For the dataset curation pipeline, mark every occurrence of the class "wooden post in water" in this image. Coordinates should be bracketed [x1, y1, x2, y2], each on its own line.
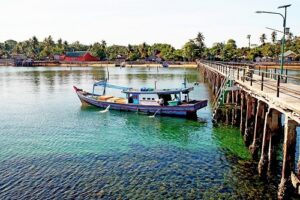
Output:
[240, 92, 245, 134]
[225, 91, 231, 124]
[278, 118, 298, 200]
[231, 91, 235, 125]
[267, 110, 281, 175]
[244, 95, 253, 146]
[214, 75, 218, 96]
[258, 107, 271, 177]
[234, 90, 240, 126]
[249, 100, 264, 160]
[213, 74, 217, 94]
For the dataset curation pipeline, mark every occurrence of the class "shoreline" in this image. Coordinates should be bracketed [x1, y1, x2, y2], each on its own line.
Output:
[0, 62, 198, 68]
[2, 62, 300, 70]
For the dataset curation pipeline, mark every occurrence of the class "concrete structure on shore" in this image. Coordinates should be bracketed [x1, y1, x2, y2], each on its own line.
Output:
[198, 60, 300, 200]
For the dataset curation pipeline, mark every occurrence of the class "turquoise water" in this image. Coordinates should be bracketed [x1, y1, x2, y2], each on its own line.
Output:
[0, 66, 277, 199]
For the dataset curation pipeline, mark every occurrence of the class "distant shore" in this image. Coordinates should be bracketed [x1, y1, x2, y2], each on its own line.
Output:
[2, 60, 300, 70]
[61, 63, 197, 68]
[0, 60, 198, 68]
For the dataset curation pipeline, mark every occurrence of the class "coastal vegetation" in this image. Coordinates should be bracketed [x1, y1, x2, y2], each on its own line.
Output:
[0, 32, 299, 62]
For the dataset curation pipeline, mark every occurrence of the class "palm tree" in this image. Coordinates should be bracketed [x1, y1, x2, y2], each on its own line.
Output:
[195, 32, 205, 46]
[247, 35, 251, 49]
[63, 41, 69, 52]
[101, 40, 107, 48]
[138, 42, 148, 59]
[57, 38, 63, 48]
[260, 33, 267, 45]
[194, 32, 205, 57]
[271, 31, 277, 44]
[127, 44, 133, 54]
[40, 36, 55, 59]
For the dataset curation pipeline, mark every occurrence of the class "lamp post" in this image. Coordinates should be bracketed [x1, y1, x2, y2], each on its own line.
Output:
[255, 4, 291, 76]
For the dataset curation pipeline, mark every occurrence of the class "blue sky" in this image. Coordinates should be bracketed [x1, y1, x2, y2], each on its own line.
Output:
[0, 0, 299, 48]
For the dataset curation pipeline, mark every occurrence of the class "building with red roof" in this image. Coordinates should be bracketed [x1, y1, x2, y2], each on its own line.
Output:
[63, 51, 98, 62]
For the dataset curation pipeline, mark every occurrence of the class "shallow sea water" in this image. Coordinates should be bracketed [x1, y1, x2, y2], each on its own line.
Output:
[0, 66, 279, 199]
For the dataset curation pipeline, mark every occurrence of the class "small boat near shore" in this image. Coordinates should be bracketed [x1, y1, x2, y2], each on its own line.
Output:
[162, 61, 169, 68]
[73, 80, 207, 119]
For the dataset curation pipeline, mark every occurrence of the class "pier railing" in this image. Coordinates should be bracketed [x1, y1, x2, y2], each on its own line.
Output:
[200, 60, 300, 99]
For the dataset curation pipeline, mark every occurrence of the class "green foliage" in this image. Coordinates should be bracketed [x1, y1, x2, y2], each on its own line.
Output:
[173, 49, 184, 61]
[0, 33, 205, 61]
[2, 31, 298, 61]
[261, 43, 275, 57]
[138, 42, 149, 59]
[4, 40, 17, 53]
[181, 32, 206, 61]
[149, 43, 175, 60]
[206, 33, 300, 61]
[222, 39, 238, 61]
[90, 41, 107, 60]
[182, 40, 199, 61]
[106, 45, 127, 60]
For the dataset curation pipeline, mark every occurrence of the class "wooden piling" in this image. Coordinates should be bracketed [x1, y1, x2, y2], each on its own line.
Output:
[249, 100, 264, 159]
[278, 118, 298, 200]
[234, 90, 240, 126]
[258, 107, 271, 177]
[240, 92, 245, 134]
[231, 91, 235, 125]
[244, 95, 253, 146]
[267, 110, 281, 174]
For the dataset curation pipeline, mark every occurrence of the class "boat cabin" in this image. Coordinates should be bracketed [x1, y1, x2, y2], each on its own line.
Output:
[92, 80, 193, 106]
[123, 87, 193, 106]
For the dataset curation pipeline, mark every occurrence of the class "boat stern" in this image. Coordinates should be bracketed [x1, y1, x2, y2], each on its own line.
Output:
[192, 100, 208, 110]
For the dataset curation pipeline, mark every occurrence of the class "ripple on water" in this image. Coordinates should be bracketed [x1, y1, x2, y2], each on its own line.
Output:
[0, 145, 277, 199]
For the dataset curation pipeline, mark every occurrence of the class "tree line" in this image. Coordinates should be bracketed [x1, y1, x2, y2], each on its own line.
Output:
[207, 32, 300, 61]
[0, 32, 299, 62]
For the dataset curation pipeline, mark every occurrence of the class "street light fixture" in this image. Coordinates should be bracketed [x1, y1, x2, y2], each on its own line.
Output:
[255, 4, 291, 76]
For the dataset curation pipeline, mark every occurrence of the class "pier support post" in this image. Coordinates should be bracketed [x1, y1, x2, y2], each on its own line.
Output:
[249, 101, 264, 160]
[212, 74, 216, 95]
[258, 107, 271, 177]
[215, 75, 219, 96]
[244, 95, 255, 146]
[278, 118, 298, 200]
[225, 91, 231, 124]
[234, 90, 240, 126]
[240, 92, 245, 134]
[267, 110, 281, 174]
[231, 91, 235, 125]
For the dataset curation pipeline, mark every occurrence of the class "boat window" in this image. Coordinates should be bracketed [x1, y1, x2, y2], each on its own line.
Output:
[143, 97, 146, 100]
[147, 98, 150, 100]
[158, 94, 172, 106]
[152, 98, 155, 100]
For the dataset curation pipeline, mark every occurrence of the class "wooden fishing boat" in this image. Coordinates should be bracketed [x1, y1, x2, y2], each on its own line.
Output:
[73, 80, 207, 119]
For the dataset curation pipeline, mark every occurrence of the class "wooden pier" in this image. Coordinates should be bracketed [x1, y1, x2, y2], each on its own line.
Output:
[198, 60, 300, 200]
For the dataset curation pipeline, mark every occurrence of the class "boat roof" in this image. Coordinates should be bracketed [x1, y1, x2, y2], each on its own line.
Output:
[122, 87, 193, 95]
[93, 80, 132, 90]
[93, 80, 193, 95]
